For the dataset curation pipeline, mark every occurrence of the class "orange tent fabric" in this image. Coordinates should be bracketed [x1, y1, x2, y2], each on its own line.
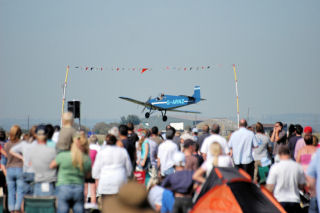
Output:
[191, 184, 243, 213]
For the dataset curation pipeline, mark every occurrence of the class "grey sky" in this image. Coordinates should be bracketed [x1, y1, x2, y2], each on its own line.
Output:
[1, 0, 319, 122]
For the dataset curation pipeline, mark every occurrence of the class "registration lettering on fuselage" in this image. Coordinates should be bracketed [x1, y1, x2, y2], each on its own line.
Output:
[167, 99, 185, 105]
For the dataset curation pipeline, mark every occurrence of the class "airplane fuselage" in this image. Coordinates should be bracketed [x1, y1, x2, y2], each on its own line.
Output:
[148, 95, 196, 110]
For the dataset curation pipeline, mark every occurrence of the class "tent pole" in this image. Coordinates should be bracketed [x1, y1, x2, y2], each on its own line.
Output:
[233, 64, 240, 128]
[61, 65, 70, 126]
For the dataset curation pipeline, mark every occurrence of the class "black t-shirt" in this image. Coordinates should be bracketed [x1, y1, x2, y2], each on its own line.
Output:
[122, 138, 136, 167]
[288, 135, 302, 159]
[193, 153, 204, 168]
[197, 132, 210, 149]
[128, 132, 139, 144]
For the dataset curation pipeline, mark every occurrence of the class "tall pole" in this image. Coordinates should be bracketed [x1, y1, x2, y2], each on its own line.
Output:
[61, 65, 70, 126]
[233, 64, 240, 128]
[27, 115, 30, 130]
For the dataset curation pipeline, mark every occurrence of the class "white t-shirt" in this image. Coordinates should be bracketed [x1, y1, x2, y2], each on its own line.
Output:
[266, 159, 306, 203]
[92, 145, 132, 195]
[158, 140, 178, 175]
[52, 132, 59, 143]
[201, 156, 234, 176]
[200, 134, 230, 162]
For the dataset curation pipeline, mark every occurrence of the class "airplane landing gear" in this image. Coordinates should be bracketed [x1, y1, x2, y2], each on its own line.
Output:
[162, 115, 167, 122]
[145, 112, 150, 118]
[160, 110, 168, 122]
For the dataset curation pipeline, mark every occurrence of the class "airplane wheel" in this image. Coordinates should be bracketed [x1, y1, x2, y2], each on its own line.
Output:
[162, 115, 167, 122]
[145, 112, 150, 118]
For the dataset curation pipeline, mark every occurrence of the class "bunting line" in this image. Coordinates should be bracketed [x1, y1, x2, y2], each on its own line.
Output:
[72, 65, 220, 74]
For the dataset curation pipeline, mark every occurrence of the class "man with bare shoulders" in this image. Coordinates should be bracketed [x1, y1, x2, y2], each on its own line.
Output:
[56, 112, 76, 151]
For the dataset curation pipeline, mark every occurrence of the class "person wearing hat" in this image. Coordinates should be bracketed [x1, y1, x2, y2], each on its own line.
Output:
[161, 152, 194, 213]
[29, 124, 57, 196]
[103, 181, 155, 213]
[294, 126, 313, 160]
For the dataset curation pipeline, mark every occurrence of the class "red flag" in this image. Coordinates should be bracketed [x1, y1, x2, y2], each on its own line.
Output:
[141, 68, 148, 74]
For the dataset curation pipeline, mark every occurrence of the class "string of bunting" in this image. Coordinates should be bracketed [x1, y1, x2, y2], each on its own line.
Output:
[73, 65, 226, 74]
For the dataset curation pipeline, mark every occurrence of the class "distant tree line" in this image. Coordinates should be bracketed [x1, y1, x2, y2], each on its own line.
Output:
[92, 122, 120, 135]
[91, 115, 141, 135]
[120, 114, 141, 125]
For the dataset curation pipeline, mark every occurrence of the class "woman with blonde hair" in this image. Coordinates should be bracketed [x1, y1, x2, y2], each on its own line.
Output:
[50, 133, 91, 213]
[3, 125, 23, 213]
[192, 142, 233, 184]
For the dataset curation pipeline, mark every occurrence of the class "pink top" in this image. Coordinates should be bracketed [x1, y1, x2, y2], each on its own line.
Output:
[89, 149, 97, 168]
[297, 145, 317, 174]
[294, 138, 306, 160]
[300, 154, 312, 165]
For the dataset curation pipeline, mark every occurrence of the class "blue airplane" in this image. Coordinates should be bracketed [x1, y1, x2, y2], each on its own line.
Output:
[119, 86, 205, 121]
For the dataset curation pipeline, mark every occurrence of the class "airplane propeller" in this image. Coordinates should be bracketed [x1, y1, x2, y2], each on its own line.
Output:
[141, 96, 152, 113]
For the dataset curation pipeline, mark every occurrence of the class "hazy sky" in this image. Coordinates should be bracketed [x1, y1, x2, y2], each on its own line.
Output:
[1, 0, 319, 122]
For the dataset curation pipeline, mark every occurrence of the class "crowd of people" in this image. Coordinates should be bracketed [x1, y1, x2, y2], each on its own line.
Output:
[0, 112, 320, 213]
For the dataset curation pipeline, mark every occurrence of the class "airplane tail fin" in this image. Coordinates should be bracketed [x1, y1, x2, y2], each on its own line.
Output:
[193, 86, 201, 102]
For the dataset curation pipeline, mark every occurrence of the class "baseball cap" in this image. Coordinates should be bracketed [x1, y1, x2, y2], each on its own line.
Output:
[173, 151, 185, 166]
[304, 126, 312, 134]
[36, 125, 47, 135]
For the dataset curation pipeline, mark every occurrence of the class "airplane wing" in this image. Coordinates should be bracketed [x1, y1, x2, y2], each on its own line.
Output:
[166, 109, 201, 114]
[119, 97, 159, 110]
